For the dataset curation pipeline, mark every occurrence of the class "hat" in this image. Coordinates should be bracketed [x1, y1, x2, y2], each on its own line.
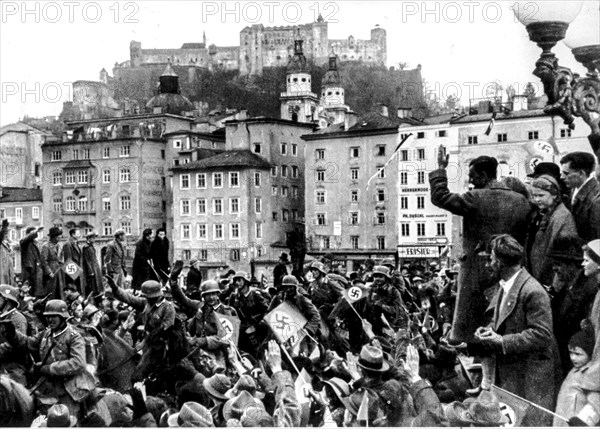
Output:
[584, 239, 600, 265]
[189, 258, 199, 266]
[0, 284, 20, 306]
[372, 266, 391, 279]
[240, 405, 272, 427]
[223, 391, 264, 421]
[114, 229, 126, 237]
[202, 374, 232, 401]
[141, 280, 163, 298]
[323, 377, 350, 404]
[381, 258, 395, 268]
[445, 390, 509, 426]
[412, 276, 424, 282]
[357, 345, 389, 372]
[378, 379, 404, 408]
[342, 388, 381, 420]
[310, 261, 327, 275]
[168, 402, 213, 427]
[232, 271, 250, 282]
[527, 161, 560, 179]
[281, 275, 299, 287]
[83, 303, 99, 319]
[42, 404, 77, 427]
[531, 174, 560, 196]
[103, 392, 131, 424]
[231, 374, 257, 396]
[279, 252, 289, 262]
[86, 231, 98, 239]
[48, 227, 63, 238]
[569, 326, 595, 357]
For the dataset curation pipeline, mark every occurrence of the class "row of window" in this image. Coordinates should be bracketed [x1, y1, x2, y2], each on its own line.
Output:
[52, 167, 134, 185]
[271, 209, 299, 222]
[400, 222, 446, 237]
[316, 189, 388, 204]
[0, 207, 40, 221]
[180, 246, 266, 262]
[314, 211, 388, 226]
[52, 195, 132, 213]
[180, 222, 264, 240]
[51, 146, 131, 162]
[315, 235, 387, 251]
[253, 142, 298, 156]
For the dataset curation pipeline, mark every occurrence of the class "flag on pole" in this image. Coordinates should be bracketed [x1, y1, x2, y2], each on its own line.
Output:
[366, 133, 412, 190]
[490, 384, 566, 426]
[343, 285, 368, 304]
[216, 314, 241, 346]
[322, 406, 338, 427]
[263, 302, 307, 343]
[547, 135, 560, 156]
[484, 112, 497, 136]
[63, 260, 83, 280]
[356, 390, 370, 424]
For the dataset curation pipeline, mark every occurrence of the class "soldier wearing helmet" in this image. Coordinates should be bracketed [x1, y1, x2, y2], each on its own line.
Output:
[0, 285, 29, 383]
[307, 261, 345, 319]
[0, 299, 86, 415]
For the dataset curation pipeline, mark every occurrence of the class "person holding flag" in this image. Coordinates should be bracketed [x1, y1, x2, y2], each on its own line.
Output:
[40, 227, 65, 299]
[61, 228, 85, 295]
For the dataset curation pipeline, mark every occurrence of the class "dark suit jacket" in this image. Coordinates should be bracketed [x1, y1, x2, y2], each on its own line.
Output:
[570, 177, 600, 242]
[104, 240, 126, 277]
[429, 170, 532, 341]
[19, 230, 42, 290]
[61, 238, 85, 292]
[82, 243, 103, 295]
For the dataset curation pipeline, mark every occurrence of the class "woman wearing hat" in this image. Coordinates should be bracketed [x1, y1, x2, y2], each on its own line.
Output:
[528, 174, 579, 287]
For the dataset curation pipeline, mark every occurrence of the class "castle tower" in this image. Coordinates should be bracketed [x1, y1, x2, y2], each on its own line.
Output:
[318, 55, 350, 127]
[280, 31, 319, 123]
[130, 40, 142, 68]
[370, 25, 387, 66]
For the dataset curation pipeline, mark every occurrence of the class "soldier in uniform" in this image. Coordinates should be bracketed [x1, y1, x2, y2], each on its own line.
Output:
[0, 285, 29, 384]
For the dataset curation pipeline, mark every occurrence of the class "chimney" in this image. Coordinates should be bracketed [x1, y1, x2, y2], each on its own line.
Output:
[237, 108, 248, 120]
[379, 104, 389, 117]
[477, 100, 492, 114]
[397, 107, 412, 119]
[512, 95, 528, 112]
[344, 111, 358, 130]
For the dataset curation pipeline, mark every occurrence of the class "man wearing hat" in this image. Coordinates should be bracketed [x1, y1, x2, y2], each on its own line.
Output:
[0, 285, 28, 383]
[104, 229, 127, 289]
[19, 225, 44, 296]
[273, 252, 289, 289]
[186, 258, 203, 296]
[1, 299, 87, 416]
[81, 231, 103, 296]
[131, 228, 154, 291]
[40, 226, 65, 299]
[307, 261, 344, 321]
[61, 228, 86, 295]
[358, 266, 405, 335]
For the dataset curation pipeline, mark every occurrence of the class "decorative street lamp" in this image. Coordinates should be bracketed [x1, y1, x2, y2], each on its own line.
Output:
[513, 1, 600, 157]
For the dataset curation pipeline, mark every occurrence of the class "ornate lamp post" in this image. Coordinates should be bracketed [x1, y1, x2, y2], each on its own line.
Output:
[513, 1, 600, 158]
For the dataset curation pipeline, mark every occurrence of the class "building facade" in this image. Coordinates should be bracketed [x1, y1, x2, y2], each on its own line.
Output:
[0, 122, 49, 188]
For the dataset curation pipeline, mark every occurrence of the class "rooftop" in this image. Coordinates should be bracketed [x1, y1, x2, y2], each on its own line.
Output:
[0, 187, 43, 203]
[171, 149, 271, 171]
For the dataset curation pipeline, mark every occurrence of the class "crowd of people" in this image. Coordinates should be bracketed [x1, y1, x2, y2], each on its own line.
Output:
[0, 147, 599, 427]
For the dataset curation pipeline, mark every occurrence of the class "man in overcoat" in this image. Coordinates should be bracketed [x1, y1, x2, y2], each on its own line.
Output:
[61, 228, 85, 294]
[40, 227, 65, 299]
[81, 231, 103, 295]
[429, 146, 531, 342]
[20, 226, 43, 295]
[131, 228, 153, 291]
[104, 229, 127, 288]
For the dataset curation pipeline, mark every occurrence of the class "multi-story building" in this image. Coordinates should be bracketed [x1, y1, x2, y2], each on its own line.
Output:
[0, 186, 43, 276]
[171, 117, 313, 280]
[0, 122, 49, 188]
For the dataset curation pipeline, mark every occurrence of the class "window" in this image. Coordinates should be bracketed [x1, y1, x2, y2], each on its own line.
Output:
[376, 212, 386, 225]
[316, 149, 325, 159]
[197, 198, 206, 215]
[65, 171, 75, 184]
[212, 173, 223, 188]
[161, 150, 165, 159]
[376, 189, 386, 202]
[400, 172, 408, 185]
[401, 223, 410, 236]
[436, 130, 447, 137]
[254, 172, 261, 187]
[196, 173, 206, 188]
[272, 186, 278, 195]
[271, 166, 277, 177]
[82, 149, 90, 159]
[52, 151, 62, 161]
[72, 149, 79, 160]
[400, 196, 408, 210]
[197, 224, 207, 239]
[65, 196, 75, 211]
[377, 166, 385, 179]
[350, 147, 360, 158]
[119, 195, 129, 214]
[178, 174, 189, 189]
[230, 249, 240, 261]
[292, 209, 298, 220]
[199, 249, 208, 261]
[119, 167, 130, 183]
[214, 224, 223, 239]
[77, 170, 88, 184]
[255, 198, 262, 213]
[102, 169, 110, 184]
[103, 222, 112, 236]
[281, 186, 289, 197]
[77, 197, 87, 212]
[120, 145, 130, 157]
[417, 196, 425, 209]
[255, 222, 262, 239]
[417, 223, 426, 236]
[528, 131, 539, 140]
[376, 145, 386, 156]
[417, 132, 425, 139]
[351, 168, 359, 180]
[351, 236, 359, 249]
[213, 198, 223, 214]
[316, 169, 325, 181]
[53, 198, 62, 212]
[272, 211, 278, 221]
[229, 172, 239, 187]
[468, 136, 478, 145]
[15, 208, 23, 222]
[377, 236, 386, 250]
[103, 197, 111, 211]
[350, 211, 359, 225]
[181, 224, 191, 240]
[182, 249, 191, 260]
[291, 166, 299, 178]
[230, 198, 239, 214]
[103, 147, 110, 158]
[560, 128, 572, 138]
[417, 171, 425, 184]
[281, 165, 288, 177]
[230, 223, 240, 239]
[497, 133, 508, 142]
[173, 139, 182, 149]
[417, 149, 426, 160]
[282, 209, 289, 222]
[253, 143, 262, 153]
[316, 190, 326, 204]
[322, 236, 330, 249]
[292, 186, 298, 198]
[437, 222, 446, 236]
[121, 221, 131, 235]
[401, 150, 409, 161]
[53, 171, 62, 185]
[180, 199, 190, 215]
[291, 144, 298, 156]
[316, 213, 326, 226]
[351, 189, 359, 202]
[281, 143, 287, 155]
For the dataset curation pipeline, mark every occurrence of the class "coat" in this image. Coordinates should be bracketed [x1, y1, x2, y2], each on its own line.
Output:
[489, 269, 560, 426]
[81, 243, 103, 295]
[554, 362, 600, 426]
[131, 238, 152, 290]
[150, 237, 170, 282]
[528, 202, 579, 286]
[429, 169, 531, 342]
[570, 177, 600, 242]
[0, 222, 14, 285]
[104, 240, 126, 286]
[61, 238, 86, 293]
[40, 241, 65, 299]
[19, 230, 42, 292]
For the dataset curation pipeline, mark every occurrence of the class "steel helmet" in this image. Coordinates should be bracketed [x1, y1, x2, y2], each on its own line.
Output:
[281, 275, 299, 287]
[232, 271, 250, 282]
[201, 280, 220, 296]
[0, 284, 20, 306]
[44, 299, 70, 318]
[310, 261, 327, 275]
[141, 280, 163, 298]
[83, 304, 99, 319]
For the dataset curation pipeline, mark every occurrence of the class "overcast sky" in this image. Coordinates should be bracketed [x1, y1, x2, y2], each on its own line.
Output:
[1, 1, 596, 126]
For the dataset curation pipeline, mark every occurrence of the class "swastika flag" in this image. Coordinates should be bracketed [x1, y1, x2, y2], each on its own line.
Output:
[216, 314, 241, 347]
[63, 260, 83, 280]
[343, 285, 368, 304]
[263, 302, 307, 343]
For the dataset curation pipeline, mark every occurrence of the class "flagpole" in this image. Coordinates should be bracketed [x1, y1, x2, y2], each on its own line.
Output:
[366, 133, 412, 191]
[491, 385, 569, 422]
[279, 343, 301, 375]
[346, 299, 364, 321]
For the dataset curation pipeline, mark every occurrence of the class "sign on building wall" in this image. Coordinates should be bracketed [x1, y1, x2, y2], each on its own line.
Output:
[398, 245, 440, 258]
[333, 221, 341, 236]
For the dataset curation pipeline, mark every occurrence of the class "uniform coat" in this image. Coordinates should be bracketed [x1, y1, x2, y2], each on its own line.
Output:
[429, 169, 531, 341]
[19, 230, 42, 293]
[104, 239, 126, 287]
[40, 241, 65, 299]
[81, 242, 103, 295]
[489, 269, 560, 426]
[61, 237, 86, 294]
[570, 177, 600, 242]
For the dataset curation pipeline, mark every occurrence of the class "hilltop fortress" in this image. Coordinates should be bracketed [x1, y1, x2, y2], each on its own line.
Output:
[120, 16, 386, 75]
